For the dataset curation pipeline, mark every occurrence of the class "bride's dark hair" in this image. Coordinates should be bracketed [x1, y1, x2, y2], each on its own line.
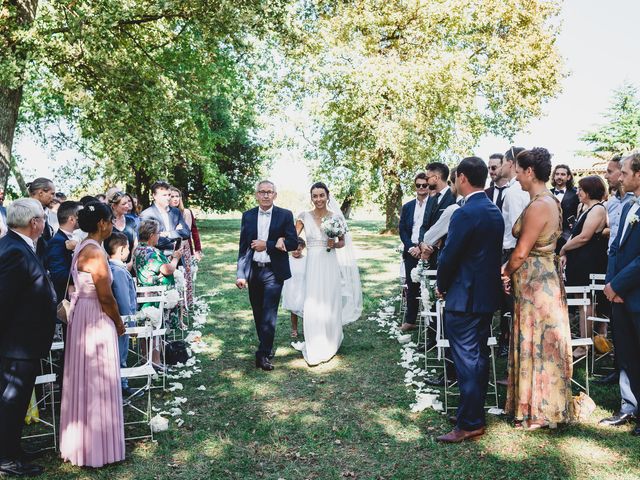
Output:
[310, 182, 330, 196]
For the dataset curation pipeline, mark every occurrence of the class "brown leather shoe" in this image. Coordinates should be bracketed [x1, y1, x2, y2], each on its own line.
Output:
[400, 323, 418, 332]
[436, 427, 485, 443]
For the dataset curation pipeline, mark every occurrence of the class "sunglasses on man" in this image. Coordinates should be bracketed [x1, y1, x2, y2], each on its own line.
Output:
[415, 183, 428, 189]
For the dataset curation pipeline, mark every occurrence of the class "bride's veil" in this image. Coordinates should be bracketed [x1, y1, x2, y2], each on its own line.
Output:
[328, 195, 363, 325]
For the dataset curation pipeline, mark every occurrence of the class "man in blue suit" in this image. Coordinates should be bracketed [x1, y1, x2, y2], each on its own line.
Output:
[236, 180, 298, 371]
[436, 157, 504, 443]
[0, 199, 57, 476]
[604, 153, 640, 437]
[45, 201, 81, 302]
[140, 181, 191, 252]
[398, 172, 429, 331]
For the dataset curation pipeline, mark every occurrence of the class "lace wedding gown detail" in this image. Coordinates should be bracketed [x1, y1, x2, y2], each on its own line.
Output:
[292, 211, 344, 365]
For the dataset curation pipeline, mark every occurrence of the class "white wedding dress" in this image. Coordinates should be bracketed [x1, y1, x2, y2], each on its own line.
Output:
[292, 211, 344, 365]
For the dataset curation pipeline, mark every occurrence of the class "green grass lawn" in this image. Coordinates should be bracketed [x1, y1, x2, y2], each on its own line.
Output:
[33, 219, 640, 479]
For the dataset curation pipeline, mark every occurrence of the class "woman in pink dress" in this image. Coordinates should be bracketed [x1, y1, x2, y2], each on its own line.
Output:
[60, 201, 126, 467]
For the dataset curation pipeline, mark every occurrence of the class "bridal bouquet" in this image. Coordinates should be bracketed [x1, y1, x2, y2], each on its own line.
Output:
[321, 215, 348, 252]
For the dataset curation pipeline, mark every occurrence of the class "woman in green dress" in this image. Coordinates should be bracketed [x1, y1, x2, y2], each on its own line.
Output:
[133, 219, 182, 367]
[501, 148, 573, 430]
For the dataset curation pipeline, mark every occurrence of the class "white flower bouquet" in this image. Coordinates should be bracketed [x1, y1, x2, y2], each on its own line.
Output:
[173, 268, 185, 292]
[165, 289, 181, 309]
[321, 215, 348, 252]
[136, 306, 163, 328]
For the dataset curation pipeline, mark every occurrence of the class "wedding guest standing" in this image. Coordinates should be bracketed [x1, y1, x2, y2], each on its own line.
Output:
[27, 177, 56, 258]
[46, 201, 81, 302]
[502, 148, 573, 430]
[418, 162, 456, 268]
[485, 153, 508, 209]
[108, 191, 138, 264]
[551, 164, 579, 253]
[169, 187, 201, 307]
[604, 153, 640, 437]
[436, 157, 504, 443]
[0, 199, 57, 477]
[140, 181, 190, 253]
[398, 172, 429, 332]
[559, 175, 608, 357]
[497, 147, 528, 357]
[59, 202, 126, 467]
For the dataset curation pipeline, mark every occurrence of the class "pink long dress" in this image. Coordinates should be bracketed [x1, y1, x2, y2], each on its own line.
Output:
[60, 239, 125, 467]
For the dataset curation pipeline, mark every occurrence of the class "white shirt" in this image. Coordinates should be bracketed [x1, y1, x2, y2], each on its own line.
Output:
[0, 214, 6, 238]
[11, 229, 36, 252]
[254, 206, 273, 263]
[464, 190, 485, 202]
[620, 201, 640, 242]
[156, 204, 172, 232]
[411, 197, 428, 244]
[437, 185, 450, 203]
[422, 203, 460, 246]
[501, 178, 530, 249]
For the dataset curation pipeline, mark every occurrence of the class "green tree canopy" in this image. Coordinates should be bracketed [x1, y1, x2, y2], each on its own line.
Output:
[579, 83, 640, 161]
[290, 0, 564, 229]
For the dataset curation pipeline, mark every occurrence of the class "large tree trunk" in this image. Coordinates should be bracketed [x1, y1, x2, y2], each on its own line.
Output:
[383, 169, 402, 234]
[0, 0, 40, 190]
[0, 86, 22, 191]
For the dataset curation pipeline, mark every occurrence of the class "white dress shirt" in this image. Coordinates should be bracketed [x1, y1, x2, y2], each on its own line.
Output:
[607, 192, 635, 251]
[157, 205, 172, 232]
[553, 188, 566, 202]
[437, 185, 450, 203]
[411, 198, 428, 244]
[254, 206, 273, 263]
[11, 229, 36, 252]
[422, 203, 460, 246]
[619, 201, 640, 242]
[501, 178, 530, 250]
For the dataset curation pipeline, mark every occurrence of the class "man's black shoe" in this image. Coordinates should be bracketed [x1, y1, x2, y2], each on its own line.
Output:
[255, 357, 274, 371]
[268, 351, 275, 360]
[594, 371, 619, 385]
[425, 375, 454, 387]
[0, 459, 43, 477]
[599, 412, 635, 426]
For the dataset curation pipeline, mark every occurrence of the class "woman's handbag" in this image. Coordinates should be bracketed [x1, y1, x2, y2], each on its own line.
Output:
[56, 272, 72, 324]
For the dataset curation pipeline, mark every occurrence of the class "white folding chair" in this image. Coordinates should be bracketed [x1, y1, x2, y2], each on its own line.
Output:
[121, 325, 156, 442]
[587, 273, 614, 372]
[136, 288, 168, 390]
[566, 285, 592, 394]
[435, 299, 499, 414]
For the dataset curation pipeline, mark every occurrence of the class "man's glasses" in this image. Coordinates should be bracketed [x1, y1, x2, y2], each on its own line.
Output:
[415, 183, 428, 189]
[257, 190, 275, 196]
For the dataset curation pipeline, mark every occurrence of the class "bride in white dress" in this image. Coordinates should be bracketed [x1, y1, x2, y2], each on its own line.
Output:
[291, 182, 362, 365]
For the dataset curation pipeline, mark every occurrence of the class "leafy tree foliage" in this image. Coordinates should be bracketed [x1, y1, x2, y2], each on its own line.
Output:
[1, 0, 288, 208]
[580, 83, 640, 161]
[292, 0, 564, 230]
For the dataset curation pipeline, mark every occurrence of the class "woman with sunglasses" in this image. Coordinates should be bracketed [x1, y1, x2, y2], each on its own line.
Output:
[107, 191, 137, 266]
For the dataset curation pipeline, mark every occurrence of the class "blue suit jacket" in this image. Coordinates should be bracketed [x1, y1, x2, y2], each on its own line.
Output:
[237, 206, 298, 283]
[399, 199, 417, 257]
[0, 230, 57, 359]
[109, 260, 138, 316]
[437, 192, 505, 314]
[45, 229, 73, 301]
[606, 200, 640, 312]
[140, 204, 191, 251]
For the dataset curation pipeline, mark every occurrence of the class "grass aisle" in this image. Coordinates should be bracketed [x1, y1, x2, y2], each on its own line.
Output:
[41, 219, 640, 479]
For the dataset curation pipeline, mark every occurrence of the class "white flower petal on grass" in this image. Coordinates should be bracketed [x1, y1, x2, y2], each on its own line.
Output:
[175, 418, 185, 427]
[150, 415, 169, 432]
[196, 385, 206, 391]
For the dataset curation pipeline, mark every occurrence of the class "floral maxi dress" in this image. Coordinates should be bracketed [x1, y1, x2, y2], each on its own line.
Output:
[505, 192, 573, 425]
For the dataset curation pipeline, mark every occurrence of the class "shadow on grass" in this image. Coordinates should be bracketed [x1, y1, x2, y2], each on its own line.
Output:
[32, 219, 640, 480]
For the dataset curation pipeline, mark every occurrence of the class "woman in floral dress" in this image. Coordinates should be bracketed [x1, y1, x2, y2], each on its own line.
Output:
[501, 148, 573, 429]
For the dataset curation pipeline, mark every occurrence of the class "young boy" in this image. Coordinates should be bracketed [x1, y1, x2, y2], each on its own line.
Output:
[105, 232, 140, 398]
[281, 237, 306, 338]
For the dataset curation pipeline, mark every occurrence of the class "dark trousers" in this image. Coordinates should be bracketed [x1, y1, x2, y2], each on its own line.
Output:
[249, 264, 283, 360]
[0, 357, 40, 461]
[445, 311, 492, 431]
[403, 255, 420, 325]
[611, 305, 640, 406]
